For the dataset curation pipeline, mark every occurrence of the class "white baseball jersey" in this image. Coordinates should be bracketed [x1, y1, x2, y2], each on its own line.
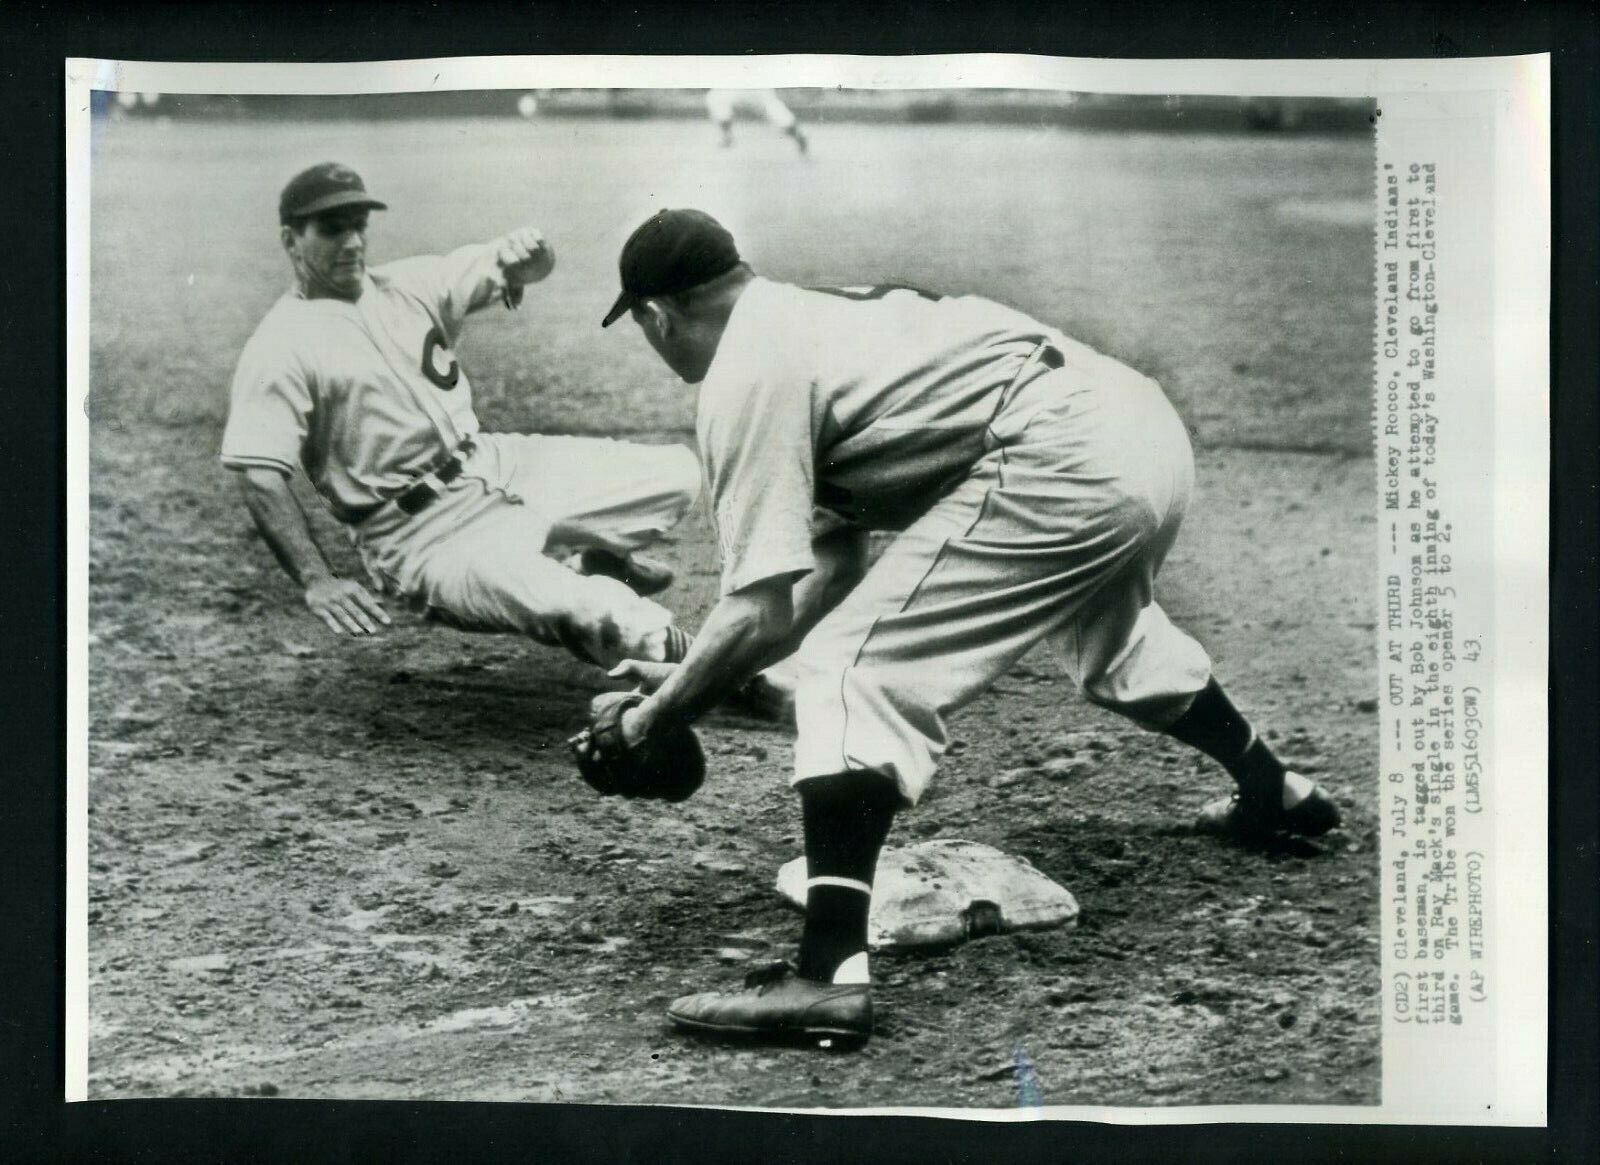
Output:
[221, 240, 700, 670]
[220, 244, 509, 523]
[697, 277, 1068, 595]
[694, 276, 1213, 801]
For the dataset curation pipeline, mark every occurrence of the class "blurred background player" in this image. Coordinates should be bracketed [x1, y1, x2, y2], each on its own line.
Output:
[705, 88, 810, 155]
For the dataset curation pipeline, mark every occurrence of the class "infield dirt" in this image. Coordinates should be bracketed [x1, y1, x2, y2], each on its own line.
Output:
[86, 115, 1379, 1108]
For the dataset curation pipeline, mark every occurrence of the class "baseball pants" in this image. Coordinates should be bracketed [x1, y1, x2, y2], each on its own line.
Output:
[791, 366, 1215, 805]
[705, 89, 797, 130]
[355, 432, 700, 668]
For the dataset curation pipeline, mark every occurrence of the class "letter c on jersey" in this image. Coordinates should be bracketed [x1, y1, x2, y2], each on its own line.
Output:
[421, 327, 460, 390]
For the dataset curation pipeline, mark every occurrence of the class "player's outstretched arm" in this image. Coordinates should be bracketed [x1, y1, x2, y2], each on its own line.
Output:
[235, 466, 391, 637]
[623, 575, 795, 746]
[428, 227, 557, 323]
[606, 529, 863, 707]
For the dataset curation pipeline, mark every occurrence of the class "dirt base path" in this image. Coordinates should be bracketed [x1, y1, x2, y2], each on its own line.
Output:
[88, 423, 1379, 1109]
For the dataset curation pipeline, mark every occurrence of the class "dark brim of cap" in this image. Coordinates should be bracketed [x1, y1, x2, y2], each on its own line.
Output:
[284, 189, 388, 221]
[600, 288, 637, 328]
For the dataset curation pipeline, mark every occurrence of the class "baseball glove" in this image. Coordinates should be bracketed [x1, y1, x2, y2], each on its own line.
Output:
[569, 691, 705, 802]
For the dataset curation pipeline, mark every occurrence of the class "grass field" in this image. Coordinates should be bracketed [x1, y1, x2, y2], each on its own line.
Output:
[85, 113, 1380, 1108]
[90, 117, 1373, 448]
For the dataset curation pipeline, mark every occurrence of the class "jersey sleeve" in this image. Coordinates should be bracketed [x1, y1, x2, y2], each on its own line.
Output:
[219, 327, 313, 475]
[700, 370, 819, 597]
[381, 243, 508, 342]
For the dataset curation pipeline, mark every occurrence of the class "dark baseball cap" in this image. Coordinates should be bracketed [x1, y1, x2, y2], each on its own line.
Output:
[278, 162, 388, 225]
[601, 209, 741, 327]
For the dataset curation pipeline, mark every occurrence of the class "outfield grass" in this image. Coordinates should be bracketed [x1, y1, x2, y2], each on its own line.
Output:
[89, 115, 1374, 454]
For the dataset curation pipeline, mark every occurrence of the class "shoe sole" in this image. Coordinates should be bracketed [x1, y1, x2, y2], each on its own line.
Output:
[1197, 788, 1342, 840]
[624, 573, 674, 598]
[578, 551, 675, 597]
[667, 1013, 870, 1051]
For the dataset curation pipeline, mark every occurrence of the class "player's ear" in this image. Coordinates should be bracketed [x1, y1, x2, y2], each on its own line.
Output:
[639, 299, 671, 339]
[280, 224, 298, 254]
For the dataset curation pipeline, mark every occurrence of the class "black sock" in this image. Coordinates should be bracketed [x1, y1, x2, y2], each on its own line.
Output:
[796, 771, 901, 982]
[1165, 678, 1285, 805]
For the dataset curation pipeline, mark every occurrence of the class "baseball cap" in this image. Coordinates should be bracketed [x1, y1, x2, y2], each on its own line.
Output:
[278, 162, 388, 225]
[601, 209, 741, 327]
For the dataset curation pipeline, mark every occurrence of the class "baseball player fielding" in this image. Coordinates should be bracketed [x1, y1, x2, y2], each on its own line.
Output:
[596, 209, 1344, 1050]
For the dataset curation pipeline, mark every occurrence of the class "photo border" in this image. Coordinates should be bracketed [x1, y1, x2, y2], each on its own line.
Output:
[7, 2, 1591, 1159]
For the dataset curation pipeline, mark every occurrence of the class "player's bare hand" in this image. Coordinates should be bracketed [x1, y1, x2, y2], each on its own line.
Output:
[304, 576, 391, 637]
[618, 704, 650, 748]
[498, 227, 555, 288]
[607, 659, 677, 694]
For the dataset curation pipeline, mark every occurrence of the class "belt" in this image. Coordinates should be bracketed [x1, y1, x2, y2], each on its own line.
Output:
[1028, 341, 1066, 377]
[394, 454, 467, 516]
[346, 444, 476, 528]
[988, 341, 1066, 428]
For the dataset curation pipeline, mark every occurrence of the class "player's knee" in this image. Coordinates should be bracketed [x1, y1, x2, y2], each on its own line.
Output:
[1081, 683, 1192, 732]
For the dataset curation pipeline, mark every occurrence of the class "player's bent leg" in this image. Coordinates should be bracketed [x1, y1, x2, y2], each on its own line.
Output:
[706, 90, 738, 146]
[410, 513, 688, 669]
[758, 92, 809, 155]
[1062, 585, 1342, 842]
[794, 370, 1204, 806]
[1061, 592, 1214, 728]
[1024, 375, 1339, 842]
[760, 91, 797, 130]
[519, 435, 699, 560]
[793, 459, 1162, 803]
[484, 432, 698, 600]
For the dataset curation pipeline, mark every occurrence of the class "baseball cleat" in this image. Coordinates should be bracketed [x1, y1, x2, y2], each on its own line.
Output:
[578, 548, 676, 597]
[1196, 772, 1343, 841]
[667, 961, 872, 1050]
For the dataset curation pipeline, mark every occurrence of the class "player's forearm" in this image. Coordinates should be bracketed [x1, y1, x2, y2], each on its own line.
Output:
[750, 570, 852, 673]
[637, 587, 792, 734]
[455, 242, 517, 315]
[753, 530, 867, 671]
[457, 229, 556, 315]
[236, 469, 336, 587]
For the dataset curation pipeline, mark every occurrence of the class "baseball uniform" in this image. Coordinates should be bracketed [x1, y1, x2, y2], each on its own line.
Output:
[221, 239, 699, 667]
[695, 278, 1213, 804]
[705, 89, 799, 131]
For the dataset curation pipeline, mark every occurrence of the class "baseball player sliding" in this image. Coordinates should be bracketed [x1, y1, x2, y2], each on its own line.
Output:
[221, 163, 703, 673]
[588, 209, 1343, 1050]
